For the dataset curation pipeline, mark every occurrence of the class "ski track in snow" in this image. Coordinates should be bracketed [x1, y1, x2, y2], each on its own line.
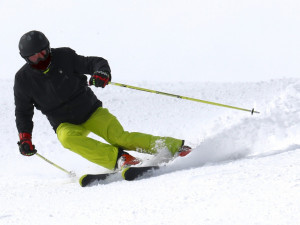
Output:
[1, 78, 300, 225]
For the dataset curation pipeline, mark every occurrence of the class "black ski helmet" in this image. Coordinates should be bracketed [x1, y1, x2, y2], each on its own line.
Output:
[19, 30, 50, 57]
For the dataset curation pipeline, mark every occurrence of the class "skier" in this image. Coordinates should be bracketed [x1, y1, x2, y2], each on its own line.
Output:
[14, 30, 191, 171]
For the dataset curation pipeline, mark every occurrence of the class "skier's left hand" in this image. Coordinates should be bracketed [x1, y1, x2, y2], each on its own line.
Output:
[89, 71, 111, 88]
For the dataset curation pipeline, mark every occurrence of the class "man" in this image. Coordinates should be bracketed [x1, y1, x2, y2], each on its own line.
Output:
[14, 30, 191, 171]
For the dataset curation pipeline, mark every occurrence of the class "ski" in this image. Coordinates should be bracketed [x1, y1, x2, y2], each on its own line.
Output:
[79, 172, 118, 187]
[79, 166, 160, 187]
[122, 166, 159, 181]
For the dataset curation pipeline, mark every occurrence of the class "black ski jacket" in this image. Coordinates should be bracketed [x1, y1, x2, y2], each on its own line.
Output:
[14, 47, 111, 133]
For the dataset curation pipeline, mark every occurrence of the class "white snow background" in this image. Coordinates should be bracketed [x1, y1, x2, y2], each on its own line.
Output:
[0, 1, 300, 225]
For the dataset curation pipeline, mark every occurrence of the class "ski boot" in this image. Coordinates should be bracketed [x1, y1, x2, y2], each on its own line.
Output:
[178, 145, 192, 157]
[116, 150, 141, 170]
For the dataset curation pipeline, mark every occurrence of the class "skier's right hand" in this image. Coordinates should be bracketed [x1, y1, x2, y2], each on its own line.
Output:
[89, 71, 111, 88]
[18, 133, 37, 156]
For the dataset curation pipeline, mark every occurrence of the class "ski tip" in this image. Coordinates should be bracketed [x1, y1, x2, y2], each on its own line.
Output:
[121, 167, 130, 180]
[122, 166, 159, 181]
[79, 174, 88, 187]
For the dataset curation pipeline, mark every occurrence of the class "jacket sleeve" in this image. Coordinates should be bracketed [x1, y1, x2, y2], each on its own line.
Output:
[70, 49, 111, 76]
[14, 75, 34, 134]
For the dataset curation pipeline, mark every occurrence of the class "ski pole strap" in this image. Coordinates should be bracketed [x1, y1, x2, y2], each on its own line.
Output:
[36, 153, 75, 176]
[109, 82, 259, 114]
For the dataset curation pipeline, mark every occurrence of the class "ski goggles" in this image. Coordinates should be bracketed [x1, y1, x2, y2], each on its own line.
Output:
[27, 48, 49, 64]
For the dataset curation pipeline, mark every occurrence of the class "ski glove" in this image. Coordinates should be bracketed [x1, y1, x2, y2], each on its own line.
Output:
[89, 71, 111, 88]
[18, 133, 37, 156]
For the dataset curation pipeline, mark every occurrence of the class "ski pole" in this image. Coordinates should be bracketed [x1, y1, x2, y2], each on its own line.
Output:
[36, 153, 76, 177]
[109, 82, 259, 114]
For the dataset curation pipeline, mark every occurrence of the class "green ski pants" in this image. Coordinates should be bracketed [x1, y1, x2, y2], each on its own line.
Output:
[56, 107, 183, 170]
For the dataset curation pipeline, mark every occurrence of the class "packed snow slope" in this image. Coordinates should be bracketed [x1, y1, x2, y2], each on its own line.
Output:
[0, 78, 299, 225]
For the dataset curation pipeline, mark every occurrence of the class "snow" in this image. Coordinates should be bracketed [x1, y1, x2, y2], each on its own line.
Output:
[1, 78, 300, 225]
[1, 0, 300, 224]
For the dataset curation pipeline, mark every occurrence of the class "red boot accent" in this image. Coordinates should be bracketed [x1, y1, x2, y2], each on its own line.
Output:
[118, 152, 141, 169]
[178, 145, 192, 157]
